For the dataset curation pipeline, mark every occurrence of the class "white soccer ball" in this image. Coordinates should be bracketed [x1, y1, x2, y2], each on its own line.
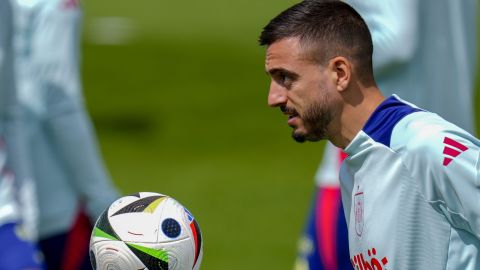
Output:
[89, 192, 203, 270]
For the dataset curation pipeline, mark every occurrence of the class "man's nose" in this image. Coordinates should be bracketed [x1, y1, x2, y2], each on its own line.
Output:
[268, 82, 287, 107]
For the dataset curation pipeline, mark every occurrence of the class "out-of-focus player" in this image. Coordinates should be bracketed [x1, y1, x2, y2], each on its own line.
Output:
[0, 0, 44, 268]
[8, 0, 120, 269]
[294, 0, 477, 269]
[260, 1, 480, 269]
[0, 148, 43, 270]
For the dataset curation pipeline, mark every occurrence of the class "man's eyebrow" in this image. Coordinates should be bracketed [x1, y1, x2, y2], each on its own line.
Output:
[266, 68, 299, 78]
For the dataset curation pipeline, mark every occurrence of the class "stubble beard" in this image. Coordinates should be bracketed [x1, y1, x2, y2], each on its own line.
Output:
[292, 98, 332, 143]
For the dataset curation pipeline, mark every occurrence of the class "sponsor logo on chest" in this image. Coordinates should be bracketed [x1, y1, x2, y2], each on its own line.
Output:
[351, 248, 389, 270]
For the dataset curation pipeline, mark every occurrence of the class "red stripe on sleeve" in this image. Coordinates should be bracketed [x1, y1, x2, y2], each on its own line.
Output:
[444, 137, 468, 151]
[443, 146, 461, 157]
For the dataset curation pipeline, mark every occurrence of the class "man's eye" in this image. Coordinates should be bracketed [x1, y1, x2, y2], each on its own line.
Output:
[279, 73, 292, 86]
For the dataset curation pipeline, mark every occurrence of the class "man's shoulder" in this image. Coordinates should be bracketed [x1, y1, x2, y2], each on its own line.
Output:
[390, 111, 476, 163]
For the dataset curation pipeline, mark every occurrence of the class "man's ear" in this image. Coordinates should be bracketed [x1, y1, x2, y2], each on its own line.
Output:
[329, 56, 351, 92]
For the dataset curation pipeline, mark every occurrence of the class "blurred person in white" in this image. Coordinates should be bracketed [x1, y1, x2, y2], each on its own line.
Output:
[0, 0, 44, 268]
[295, 0, 477, 269]
[8, 0, 120, 269]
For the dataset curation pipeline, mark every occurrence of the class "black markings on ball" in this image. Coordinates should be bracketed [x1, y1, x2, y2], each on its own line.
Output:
[162, 218, 181, 238]
[128, 245, 168, 270]
[89, 250, 97, 270]
[95, 209, 119, 240]
[112, 195, 164, 216]
[128, 192, 141, 198]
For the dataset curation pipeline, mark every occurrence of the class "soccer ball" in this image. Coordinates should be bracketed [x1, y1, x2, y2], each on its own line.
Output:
[89, 192, 203, 270]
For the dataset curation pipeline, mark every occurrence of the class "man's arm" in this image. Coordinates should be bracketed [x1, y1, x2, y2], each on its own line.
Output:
[401, 117, 480, 239]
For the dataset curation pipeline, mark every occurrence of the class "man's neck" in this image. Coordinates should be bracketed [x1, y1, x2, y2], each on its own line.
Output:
[329, 85, 385, 149]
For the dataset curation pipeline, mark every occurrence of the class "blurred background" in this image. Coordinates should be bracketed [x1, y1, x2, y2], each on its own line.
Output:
[80, 1, 479, 269]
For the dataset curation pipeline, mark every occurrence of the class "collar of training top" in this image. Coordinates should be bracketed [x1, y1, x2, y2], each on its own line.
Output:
[362, 95, 422, 147]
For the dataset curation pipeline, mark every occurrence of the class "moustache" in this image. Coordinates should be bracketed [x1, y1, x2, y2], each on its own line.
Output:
[280, 105, 298, 116]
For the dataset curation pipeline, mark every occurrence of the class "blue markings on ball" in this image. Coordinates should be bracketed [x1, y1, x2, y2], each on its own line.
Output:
[162, 218, 181, 238]
[184, 207, 194, 222]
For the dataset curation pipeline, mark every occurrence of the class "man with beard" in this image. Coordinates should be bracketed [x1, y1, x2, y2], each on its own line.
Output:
[260, 1, 480, 269]
[293, 0, 477, 269]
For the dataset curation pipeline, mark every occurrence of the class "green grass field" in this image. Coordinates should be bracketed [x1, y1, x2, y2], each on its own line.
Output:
[81, 1, 480, 269]
[82, 1, 322, 269]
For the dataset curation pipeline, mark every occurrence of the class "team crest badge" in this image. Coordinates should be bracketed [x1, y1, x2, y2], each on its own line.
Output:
[354, 192, 364, 237]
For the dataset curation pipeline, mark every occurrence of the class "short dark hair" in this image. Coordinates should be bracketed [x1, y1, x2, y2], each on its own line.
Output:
[259, 0, 373, 81]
